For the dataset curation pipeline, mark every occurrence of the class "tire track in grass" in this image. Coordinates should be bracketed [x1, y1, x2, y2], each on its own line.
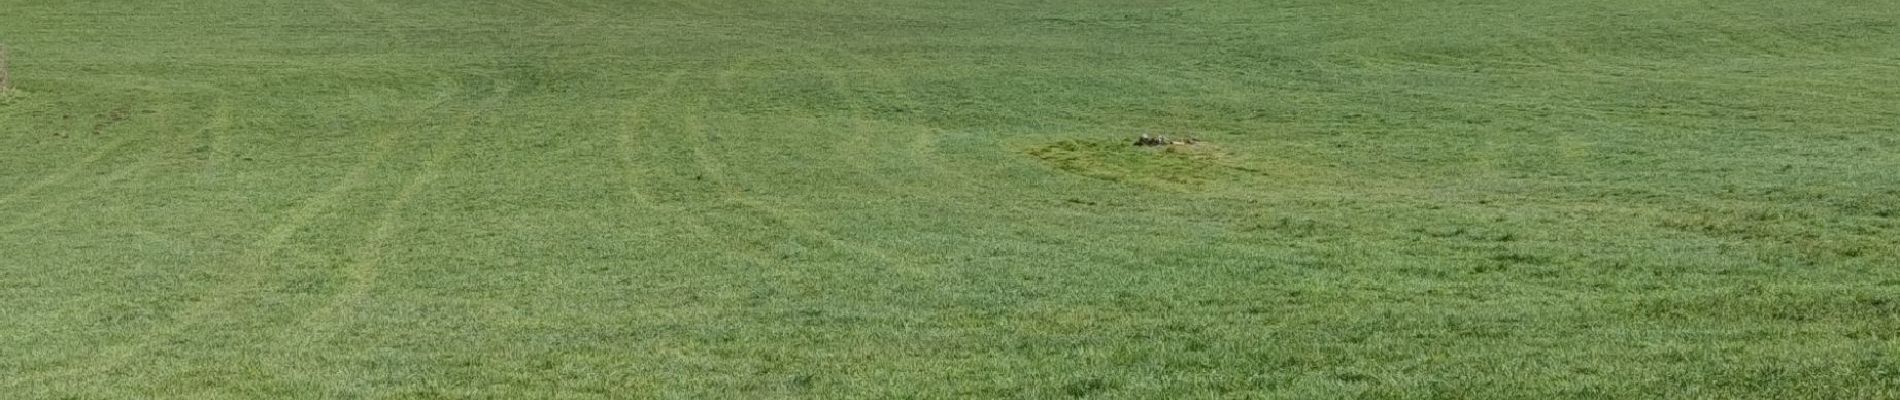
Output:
[685, 58, 836, 248]
[630, 1, 933, 286]
[681, 59, 759, 222]
[639, 5, 869, 265]
[821, 47, 1070, 276]
[0, 160, 153, 235]
[613, 65, 790, 271]
[0, 133, 138, 210]
[808, 53, 986, 207]
[682, 57, 920, 272]
[836, 47, 1200, 258]
[771, 39, 920, 183]
[685, 1, 919, 261]
[806, 39, 1067, 223]
[0, 95, 429, 390]
[799, 47, 988, 261]
[762, 56, 920, 266]
[0, 89, 245, 378]
[611, 70, 741, 255]
[0, 94, 222, 233]
[195, 96, 234, 185]
[786, 34, 1043, 210]
[802, 52, 906, 198]
[748, 16, 1052, 265]
[835, 49, 994, 198]
[282, 77, 509, 353]
[613, 71, 688, 212]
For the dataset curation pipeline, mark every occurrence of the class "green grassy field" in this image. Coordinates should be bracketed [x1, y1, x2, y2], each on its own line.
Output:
[3, 0, 1899, 398]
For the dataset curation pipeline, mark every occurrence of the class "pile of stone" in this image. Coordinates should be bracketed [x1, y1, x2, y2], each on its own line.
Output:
[1134, 134, 1199, 147]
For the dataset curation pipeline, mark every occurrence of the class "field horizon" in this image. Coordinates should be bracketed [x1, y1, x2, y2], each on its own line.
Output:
[3, 0, 1898, 398]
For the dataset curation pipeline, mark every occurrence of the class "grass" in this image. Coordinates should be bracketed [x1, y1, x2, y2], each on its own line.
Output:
[2, 0, 1898, 398]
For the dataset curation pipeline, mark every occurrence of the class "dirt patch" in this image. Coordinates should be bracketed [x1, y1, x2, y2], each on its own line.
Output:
[1026, 138, 1235, 189]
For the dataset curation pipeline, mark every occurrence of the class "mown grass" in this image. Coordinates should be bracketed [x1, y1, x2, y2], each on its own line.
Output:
[2, 0, 1898, 398]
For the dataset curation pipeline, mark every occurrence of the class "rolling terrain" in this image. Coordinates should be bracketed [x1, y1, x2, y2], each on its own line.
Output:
[2, 0, 1899, 398]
